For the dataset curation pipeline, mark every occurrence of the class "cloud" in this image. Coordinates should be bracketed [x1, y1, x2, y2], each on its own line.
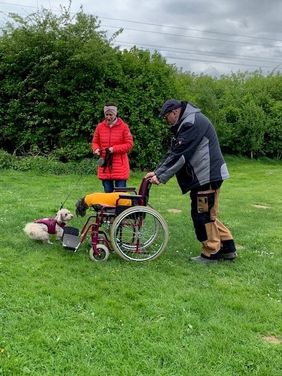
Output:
[1, 0, 282, 75]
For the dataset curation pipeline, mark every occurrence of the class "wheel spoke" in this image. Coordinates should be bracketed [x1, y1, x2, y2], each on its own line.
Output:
[110, 206, 169, 261]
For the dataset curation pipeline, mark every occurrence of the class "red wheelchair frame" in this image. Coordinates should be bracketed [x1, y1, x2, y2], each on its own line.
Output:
[62, 178, 169, 262]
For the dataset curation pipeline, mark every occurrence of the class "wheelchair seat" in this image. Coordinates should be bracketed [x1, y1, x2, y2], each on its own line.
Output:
[91, 204, 116, 216]
[76, 178, 152, 218]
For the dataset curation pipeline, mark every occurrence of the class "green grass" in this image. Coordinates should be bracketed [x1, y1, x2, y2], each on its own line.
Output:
[0, 157, 281, 375]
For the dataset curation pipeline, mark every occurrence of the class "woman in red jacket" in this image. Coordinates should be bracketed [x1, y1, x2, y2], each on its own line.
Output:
[92, 103, 134, 192]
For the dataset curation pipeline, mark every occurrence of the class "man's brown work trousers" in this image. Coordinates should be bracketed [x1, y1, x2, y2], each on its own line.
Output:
[190, 183, 234, 258]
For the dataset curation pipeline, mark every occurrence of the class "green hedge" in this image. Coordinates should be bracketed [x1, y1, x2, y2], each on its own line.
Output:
[0, 7, 281, 166]
[0, 149, 97, 175]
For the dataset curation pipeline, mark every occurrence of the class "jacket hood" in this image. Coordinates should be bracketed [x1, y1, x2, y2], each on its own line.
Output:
[171, 102, 201, 134]
[100, 117, 123, 127]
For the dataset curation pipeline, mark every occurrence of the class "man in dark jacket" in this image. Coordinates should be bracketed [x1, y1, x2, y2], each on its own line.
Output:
[145, 99, 236, 264]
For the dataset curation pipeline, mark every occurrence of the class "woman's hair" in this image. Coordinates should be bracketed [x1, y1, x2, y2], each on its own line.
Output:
[105, 101, 117, 107]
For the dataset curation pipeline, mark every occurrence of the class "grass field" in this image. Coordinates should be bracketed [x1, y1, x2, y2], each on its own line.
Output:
[0, 157, 281, 375]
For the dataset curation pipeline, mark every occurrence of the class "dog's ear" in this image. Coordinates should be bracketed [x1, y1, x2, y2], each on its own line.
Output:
[55, 210, 64, 223]
[75, 198, 88, 217]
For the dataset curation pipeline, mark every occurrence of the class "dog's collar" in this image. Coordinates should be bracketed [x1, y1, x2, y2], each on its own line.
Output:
[56, 221, 66, 228]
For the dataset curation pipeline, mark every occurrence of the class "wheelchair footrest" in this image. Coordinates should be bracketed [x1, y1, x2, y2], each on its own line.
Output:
[62, 226, 81, 251]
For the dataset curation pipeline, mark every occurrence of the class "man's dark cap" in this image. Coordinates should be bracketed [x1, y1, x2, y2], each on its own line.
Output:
[159, 99, 182, 117]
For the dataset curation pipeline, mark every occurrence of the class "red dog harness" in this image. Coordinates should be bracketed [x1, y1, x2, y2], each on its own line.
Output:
[35, 218, 65, 234]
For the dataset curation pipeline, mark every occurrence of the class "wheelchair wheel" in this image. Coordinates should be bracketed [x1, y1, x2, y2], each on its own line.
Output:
[89, 244, 110, 262]
[110, 206, 169, 262]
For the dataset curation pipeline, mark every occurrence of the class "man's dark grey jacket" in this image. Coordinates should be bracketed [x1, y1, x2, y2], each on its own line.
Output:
[155, 102, 229, 194]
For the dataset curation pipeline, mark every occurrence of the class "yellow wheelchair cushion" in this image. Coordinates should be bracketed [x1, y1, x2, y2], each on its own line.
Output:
[84, 192, 132, 207]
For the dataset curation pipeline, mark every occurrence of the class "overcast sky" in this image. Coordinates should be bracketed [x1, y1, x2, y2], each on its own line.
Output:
[1, 0, 282, 76]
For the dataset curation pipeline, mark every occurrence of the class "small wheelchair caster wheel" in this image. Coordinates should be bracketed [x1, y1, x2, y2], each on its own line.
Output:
[89, 244, 110, 262]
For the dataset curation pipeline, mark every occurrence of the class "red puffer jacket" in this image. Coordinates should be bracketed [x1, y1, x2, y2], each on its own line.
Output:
[92, 118, 133, 180]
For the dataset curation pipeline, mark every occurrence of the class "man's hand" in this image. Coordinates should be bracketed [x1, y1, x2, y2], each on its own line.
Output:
[150, 175, 160, 185]
[144, 171, 155, 179]
[94, 148, 100, 156]
[144, 172, 160, 185]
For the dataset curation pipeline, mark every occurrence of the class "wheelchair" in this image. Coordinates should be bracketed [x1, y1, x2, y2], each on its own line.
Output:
[62, 178, 169, 262]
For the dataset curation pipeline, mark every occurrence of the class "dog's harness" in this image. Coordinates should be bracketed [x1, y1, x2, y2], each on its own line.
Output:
[35, 218, 65, 234]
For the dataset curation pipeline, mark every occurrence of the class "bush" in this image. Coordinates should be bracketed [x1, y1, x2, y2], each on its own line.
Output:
[1, 7, 281, 164]
[12, 156, 69, 174]
[0, 152, 98, 175]
[77, 158, 97, 175]
[49, 142, 93, 162]
[0, 149, 16, 169]
[0, 9, 176, 169]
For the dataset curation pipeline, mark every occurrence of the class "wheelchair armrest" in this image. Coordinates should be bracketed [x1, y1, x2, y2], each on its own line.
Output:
[117, 194, 143, 207]
[114, 187, 137, 193]
[118, 194, 142, 200]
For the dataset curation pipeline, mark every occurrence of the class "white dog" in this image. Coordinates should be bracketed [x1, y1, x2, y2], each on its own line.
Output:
[24, 208, 73, 244]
